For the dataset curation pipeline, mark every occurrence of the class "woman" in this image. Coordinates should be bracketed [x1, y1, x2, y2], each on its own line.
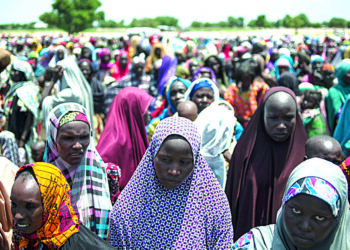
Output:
[226, 86, 308, 241]
[326, 60, 350, 134]
[109, 116, 234, 249]
[224, 62, 269, 127]
[98, 48, 113, 82]
[233, 158, 350, 249]
[147, 77, 190, 138]
[44, 102, 112, 240]
[48, 45, 66, 68]
[97, 87, 153, 190]
[41, 57, 94, 132]
[184, 78, 220, 114]
[333, 95, 350, 157]
[195, 101, 236, 187]
[8, 162, 114, 249]
[4, 59, 40, 162]
[191, 66, 217, 83]
[110, 51, 130, 82]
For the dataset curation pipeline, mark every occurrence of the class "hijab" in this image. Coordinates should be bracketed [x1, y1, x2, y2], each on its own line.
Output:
[238, 158, 350, 249]
[157, 54, 178, 95]
[96, 87, 153, 190]
[226, 86, 308, 241]
[110, 51, 130, 81]
[109, 116, 234, 249]
[44, 102, 111, 240]
[195, 101, 236, 187]
[13, 162, 80, 250]
[184, 78, 220, 105]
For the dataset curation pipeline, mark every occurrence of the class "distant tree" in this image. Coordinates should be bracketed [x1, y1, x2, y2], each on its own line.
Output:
[154, 16, 179, 27]
[227, 16, 238, 27]
[191, 21, 203, 28]
[39, 0, 104, 33]
[247, 20, 256, 27]
[255, 15, 267, 27]
[237, 17, 245, 27]
[282, 15, 294, 28]
[328, 17, 347, 28]
[292, 13, 310, 28]
[311, 22, 322, 28]
[99, 19, 125, 28]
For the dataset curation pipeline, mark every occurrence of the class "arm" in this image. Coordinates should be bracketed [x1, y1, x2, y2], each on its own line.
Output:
[18, 112, 33, 148]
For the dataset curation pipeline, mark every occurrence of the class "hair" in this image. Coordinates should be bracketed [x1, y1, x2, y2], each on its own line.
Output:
[305, 135, 341, 158]
[235, 62, 256, 82]
[15, 168, 36, 184]
[304, 90, 322, 107]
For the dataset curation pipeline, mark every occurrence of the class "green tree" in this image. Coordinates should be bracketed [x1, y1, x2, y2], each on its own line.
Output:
[191, 21, 203, 28]
[237, 17, 244, 27]
[282, 15, 294, 28]
[39, 0, 104, 33]
[255, 15, 267, 27]
[292, 13, 310, 28]
[154, 16, 178, 27]
[328, 17, 347, 27]
[227, 16, 237, 27]
[247, 20, 256, 27]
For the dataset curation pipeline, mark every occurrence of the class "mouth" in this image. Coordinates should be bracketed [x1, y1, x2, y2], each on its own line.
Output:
[70, 152, 83, 157]
[17, 223, 30, 230]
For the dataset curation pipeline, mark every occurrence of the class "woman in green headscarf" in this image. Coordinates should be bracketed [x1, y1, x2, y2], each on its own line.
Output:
[325, 59, 350, 134]
[233, 158, 350, 249]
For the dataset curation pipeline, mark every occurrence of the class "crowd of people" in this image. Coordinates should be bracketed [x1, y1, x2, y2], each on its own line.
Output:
[0, 31, 350, 249]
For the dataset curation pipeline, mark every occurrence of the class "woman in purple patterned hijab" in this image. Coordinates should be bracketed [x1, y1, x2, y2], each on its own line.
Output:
[109, 116, 234, 249]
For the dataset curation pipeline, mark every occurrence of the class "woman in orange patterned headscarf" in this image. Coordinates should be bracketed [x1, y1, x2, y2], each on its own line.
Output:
[10, 162, 113, 250]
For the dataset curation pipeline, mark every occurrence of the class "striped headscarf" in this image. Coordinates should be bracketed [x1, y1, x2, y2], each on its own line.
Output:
[43, 102, 111, 240]
[13, 162, 80, 250]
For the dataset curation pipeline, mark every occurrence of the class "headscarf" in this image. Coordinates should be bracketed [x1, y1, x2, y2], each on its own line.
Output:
[13, 162, 80, 250]
[48, 45, 66, 67]
[184, 78, 220, 103]
[195, 101, 236, 187]
[325, 60, 350, 133]
[237, 158, 350, 249]
[109, 116, 234, 249]
[0, 130, 19, 164]
[43, 102, 111, 240]
[274, 56, 295, 80]
[98, 48, 113, 71]
[30, 39, 42, 54]
[277, 71, 302, 96]
[110, 51, 130, 81]
[0, 49, 11, 70]
[38, 48, 53, 68]
[97, 87, 153, 190]
[145, 42, 165, 73]
[225, 86, 308, 241]
[333, 96, 350, 157]
[191, 66, 217, 84]
[157, 54, 178, 95]
[42, 57, 94, 131]
[165, 77, 191, 113]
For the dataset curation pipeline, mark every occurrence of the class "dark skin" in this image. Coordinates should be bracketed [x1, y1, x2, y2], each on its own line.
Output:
[56, 49, 65, 61]
[177, 101, 198, 121]
[56, 121, 90, 166]
[132, 63, 144, 78]
[154, 135, 194, 190]
[191, 87, 214, 113]
[81, 47, 92, 61]
[10, 175, 43, 235]
[343, 69, 350, 85]
[189, 61, 200, 77]
[301, 91, 321, 111]
[206, 57, 220, 76]
[31, 141, 46, 162]
[283, 194, 335, 248]
[169, 81, 187, 111]
[78, 61, 92, 82]
[305, 135, 342, 165]
[101, 54, 111, 64]
[322, 69, 335, 89]
[39, 65, 64, 109]
[264, 92, 297, 142]
[118, 54, 128, 69]
[278, 66, 289, 75]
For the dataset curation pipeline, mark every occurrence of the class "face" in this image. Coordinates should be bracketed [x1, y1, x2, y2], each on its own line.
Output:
[119, 54, 128, 69]
[79, 61, 92, 80]
[133, 63, 144, 77]
[301, 93, 320, 110]
[154, 136, 194, 190]
[31, 145, 45, 162]
[10, 68, 26, 82]
[241, 73, 254, 89]
[56, 49, 65, 61]
[56, 121, 90, 166]
[191, 87, 214, 113]
[342, 69, 350, 85]
[283, 194, 335, 248]
[169, 81, 187, 110]
[309, 141, 343, 165]
[154, 48, 161, 58]
[189, 61, 199, 76]
[81, 48, 92, 60]
[102, 53, 111, 64]
[279, 66, 289, 75]
[264, 93, 297, 142]
[322, 69, 335, 88]
[207, 57, 220, 75]
[312, 61, 323, 73]
[11, 177, 43, 234]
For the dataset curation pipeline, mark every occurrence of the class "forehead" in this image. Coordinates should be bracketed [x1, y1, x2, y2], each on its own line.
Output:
[171, 81, 186, 91]
[287, 193, 333, 214]
[265, 92, 295, 110]
[58, 121, 90, 133]
[194, 87, 213, 95]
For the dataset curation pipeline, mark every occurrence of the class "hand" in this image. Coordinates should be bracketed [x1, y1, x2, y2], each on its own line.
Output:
[0, 224, 10, 250]
[52, 65, 64, 82]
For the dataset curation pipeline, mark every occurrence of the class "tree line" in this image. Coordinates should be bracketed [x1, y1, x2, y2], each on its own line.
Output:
[1, 0, 349, 33]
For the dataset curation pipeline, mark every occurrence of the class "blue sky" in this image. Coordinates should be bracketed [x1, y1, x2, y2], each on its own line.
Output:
[1, 0, 349, 27]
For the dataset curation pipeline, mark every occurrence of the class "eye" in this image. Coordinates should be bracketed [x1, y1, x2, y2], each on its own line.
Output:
[315, 215, 325, 221]
[292, 207, 301, 214]
[11, 201, 17, 208]
[25, 203, 36, 210]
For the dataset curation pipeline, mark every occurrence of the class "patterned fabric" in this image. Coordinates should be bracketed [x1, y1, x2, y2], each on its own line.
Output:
[0, 130, 19, 164]
[11, 58, 35, 82]
[43, 102, 112, 240]
[106, 163, 121, 205]
[13, 162, 80, 250]
[109, 116, 233, 249]
[340, 156, 350, 201]
[58, 111, 89, 127]
[283, 177, 340, 217]
[233, 232, 253, 249]
[224, 80, 269, 121]
[104, 78, 133, 114]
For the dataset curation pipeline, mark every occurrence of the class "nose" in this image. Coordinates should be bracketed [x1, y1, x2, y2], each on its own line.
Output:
[298, 218, 312, 232]
[175, 92, 183, 100]
[277, 122, 287, 130]
[202, 96, 208, 103]
[72, 141, 83, 149]
[167, 164, 180, 176]
[14, 209, 25, 221]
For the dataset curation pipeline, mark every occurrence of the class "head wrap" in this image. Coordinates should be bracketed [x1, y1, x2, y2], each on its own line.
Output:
[323, 63, 335, 72]
[13, 162, 80, 250]
[12, 58, 35, 81]
[185, 78, 219, 102]
[191, 67, 217, 84]
[59, 111, 90, 128]
[43, 102, 111, 240]
[165, 77, 191, 113]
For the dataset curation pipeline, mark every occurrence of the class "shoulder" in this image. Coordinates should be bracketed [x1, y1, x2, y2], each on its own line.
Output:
[61, 225, 114, 250]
